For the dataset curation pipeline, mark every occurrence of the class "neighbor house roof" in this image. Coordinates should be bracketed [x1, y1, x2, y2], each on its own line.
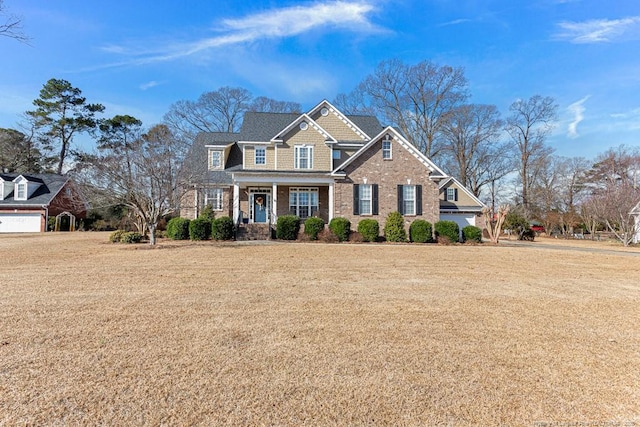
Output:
[0, 173, 69, 207]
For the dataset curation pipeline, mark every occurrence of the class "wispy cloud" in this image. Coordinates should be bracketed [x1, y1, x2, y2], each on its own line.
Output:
[437, 18, 472, 27]
[99, 1, 381, 68]
[611, 107, 640, 130]
[567, 95, 590, 138]
[139, 81, 162, 91]
[554, 16, 640, 43]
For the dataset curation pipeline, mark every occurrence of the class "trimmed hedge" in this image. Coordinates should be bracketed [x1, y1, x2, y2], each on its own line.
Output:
[434, 220, 460, 243]
[384, 211, 407, 242]
[276, 215, 300, 240]
[212, 216, 234, 241]
[329, 217, 351, 242]
[410, 220, 432, 243]
[166, 217, 190, 240]
[189, 217, 211, 241]
[304, 217, 325, 241]
[109, 229, 126, 243]
[462, 225, 482, 243]
[357, 219, 379, 242]
[120, 231, 143, 244]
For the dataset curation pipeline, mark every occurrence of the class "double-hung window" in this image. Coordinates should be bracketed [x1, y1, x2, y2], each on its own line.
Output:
[446, 187, 458, 201]
[255, 147, 266, 165]
[289, 188, 318, 219]
[205, 188, 224, 211]
[382, 139, 392, 159]
[359, 184, 373, 215]
[397, 184, 422, 216]
[294, 145, 313, 169]
[15, 182, 27, 200]
[353, 184, 378, 215]
[209, 150, 222, 170]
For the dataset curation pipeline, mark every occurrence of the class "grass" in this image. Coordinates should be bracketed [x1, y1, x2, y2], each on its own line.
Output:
[1, 233, 639, 425]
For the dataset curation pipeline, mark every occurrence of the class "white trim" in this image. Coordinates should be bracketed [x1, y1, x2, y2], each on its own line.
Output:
[294, 145, 314, 170]
[328, 182, 334, 221]
[438, 177, 486, 208]
[270, 113, 337, 143]
[307, 100, 370, 140]
[272, 183, 278, 225]
[233, 183, 240, 224]
[232, 173, 334, 185]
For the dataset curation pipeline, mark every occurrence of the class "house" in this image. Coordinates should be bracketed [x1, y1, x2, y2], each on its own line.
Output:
[0, 173, 87, 233]
[182, 100, 485, 238]
[632, 201, 640, 244]
[438, 177, 486, 238]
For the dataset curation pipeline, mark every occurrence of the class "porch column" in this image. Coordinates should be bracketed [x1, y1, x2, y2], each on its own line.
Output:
[272, 182, 278, 225]
[233, 183, 240, 224]
[328, 182, 335, 221]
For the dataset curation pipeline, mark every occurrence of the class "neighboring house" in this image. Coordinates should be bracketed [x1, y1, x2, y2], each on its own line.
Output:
[182, 100, 485, 238]
[0, 173, 87, 233]
[632, 201, 640, 244]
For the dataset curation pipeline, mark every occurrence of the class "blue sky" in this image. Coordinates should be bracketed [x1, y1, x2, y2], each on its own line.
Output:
[1, 0, 639, 160]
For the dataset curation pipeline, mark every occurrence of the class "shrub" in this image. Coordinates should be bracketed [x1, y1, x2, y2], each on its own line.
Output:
[109, 229, 126, 243]
[410, 220, 432, 243]
[434, 220, 460, 243]
[318, 228, 339, 243]
[189, 218, 211, 241]
[198, 205, 217, 221]
[166, 217, 190, 240]
[212, 216, 234, 241]
[357, 219, 379, 242]
[276, 215, 300, 240]
[462, 225, 482, 243]
[329, 217, 351, 242]
[304, 217, 325, 241]
[120, 231, 143, 244]
[384, 211, 407, 242]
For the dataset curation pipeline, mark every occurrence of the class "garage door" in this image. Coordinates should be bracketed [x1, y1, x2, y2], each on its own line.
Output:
[440, 213, 476, 238]
[0, 213, 42, 233]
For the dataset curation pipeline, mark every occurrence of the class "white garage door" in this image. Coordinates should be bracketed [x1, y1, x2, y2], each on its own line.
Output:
[0, 213, 42, 233]
[440, 213, 476, 237]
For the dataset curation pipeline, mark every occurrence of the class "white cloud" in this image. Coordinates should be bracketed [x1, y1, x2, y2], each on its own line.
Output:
[567, 95, 590, 138]
[437, 18, 472, 27]
[139, 81, 162, 91]
[611, 107, 640, 130]
[100, 1, 382, 67]
[554, 16, 640, 43]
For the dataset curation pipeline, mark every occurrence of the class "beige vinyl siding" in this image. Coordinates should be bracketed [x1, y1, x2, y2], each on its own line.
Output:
[440, 183, 476, 206]
[277, 127, 332, 171]
[244, 146, 275, 170]
[311, 111, 366, 141]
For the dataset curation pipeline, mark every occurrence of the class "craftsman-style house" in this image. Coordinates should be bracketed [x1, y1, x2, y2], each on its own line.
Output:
[181, 100, 485, 238]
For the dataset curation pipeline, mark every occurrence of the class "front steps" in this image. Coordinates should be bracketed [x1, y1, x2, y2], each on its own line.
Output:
[236, 223, 272, 241]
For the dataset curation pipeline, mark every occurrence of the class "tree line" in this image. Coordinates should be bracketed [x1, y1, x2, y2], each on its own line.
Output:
[1, 57, 639, 245]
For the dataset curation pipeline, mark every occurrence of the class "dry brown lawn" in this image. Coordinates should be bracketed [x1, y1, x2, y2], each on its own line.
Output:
[1, 233, 639, 426]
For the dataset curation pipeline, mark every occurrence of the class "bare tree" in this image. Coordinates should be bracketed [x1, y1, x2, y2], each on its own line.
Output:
[588, 180, 640, 246]
[504, 95, 558, 218]
[0, 0, 28, 43]
[337, 59, 469, 159]
[248, 97, 301, 114]
[482, 204, 510, 244]
[440, 103, 510, 197]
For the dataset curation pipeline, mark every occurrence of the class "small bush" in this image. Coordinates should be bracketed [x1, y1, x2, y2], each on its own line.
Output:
[109, 229, 126, 243]
[318, 228, 339, 243]
[304, 217, 325, 241]
[212, 216, 234, 240]
[198, 205, 217, 221]
[329, 217, 351, 242]
[434, 220, 460, 243]
[120, 231, 143, 244]
[384, 211, 407, 242]
[357, 219, 379, 242]
[166, 217, 190, 240]
[462, 225, 483, 243]
[410, 220, 433, 243]
[189, 217, 211, 241]
[276, 215, 300, 240]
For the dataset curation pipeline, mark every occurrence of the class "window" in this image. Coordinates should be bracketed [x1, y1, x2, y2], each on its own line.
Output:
[353, 184, 378, 215]
[382, 139, 392, 159]
[255, 147, 266, 165]
[332, 150, 341, 160]
[446, 187, 458, 201]
[403, 185, 416, 216]
[397, 185, 422, 216]
[205, 188, 224, 211]
[16, 182, 27, 200]
[294, 146, 313, 169]
[209, 150, 222, 170]
[289, 187, 318, 219]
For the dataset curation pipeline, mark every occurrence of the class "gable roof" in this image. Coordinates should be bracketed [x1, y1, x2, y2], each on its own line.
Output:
[195, 132, 240, 146]
[332, 126, 447, 178]
[239, 112, 300, 142]
[270, 113, 336, 143]
[439, 176, 487, 209]
[308, 100, 373, 141]
[0, 173, 69, 206]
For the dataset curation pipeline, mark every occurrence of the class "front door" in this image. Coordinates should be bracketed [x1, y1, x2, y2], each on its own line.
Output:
[253, 193, 268, 223]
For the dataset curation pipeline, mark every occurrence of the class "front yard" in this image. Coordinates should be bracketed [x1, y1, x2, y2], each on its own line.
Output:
[1, 233, 639, 425]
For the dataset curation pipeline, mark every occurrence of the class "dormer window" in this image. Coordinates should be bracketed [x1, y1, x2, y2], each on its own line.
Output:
[16, 182, 27, 200]
[209, 150, 222, 170]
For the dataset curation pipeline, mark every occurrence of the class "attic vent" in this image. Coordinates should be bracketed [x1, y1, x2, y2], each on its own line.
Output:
[300, 122, 308, 131]
[320, 107, 329, 116]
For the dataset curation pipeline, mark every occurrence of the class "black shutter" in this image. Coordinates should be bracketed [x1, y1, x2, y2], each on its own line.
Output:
[372, 184, 379, 215]
[454, 188, 459, 201]
[353, 184, 360, 215]
[397, 185, 404, 214]
[416, 185, 422, 215]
